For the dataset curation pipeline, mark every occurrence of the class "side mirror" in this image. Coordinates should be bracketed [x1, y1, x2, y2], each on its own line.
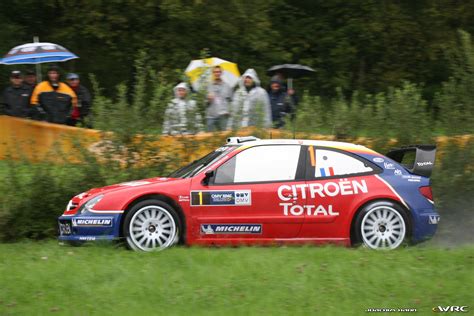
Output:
[202, 170, 215, 186]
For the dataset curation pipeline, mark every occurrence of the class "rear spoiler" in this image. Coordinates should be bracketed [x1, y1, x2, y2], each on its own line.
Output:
[386, 145, 436, 177]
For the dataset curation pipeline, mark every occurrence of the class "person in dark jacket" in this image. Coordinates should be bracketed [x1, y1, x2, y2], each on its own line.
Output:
[0, 70, 33, 118]
[24, 69, 37, 89]
[66, 73, 92, 126]
[268, 75, 295, 128]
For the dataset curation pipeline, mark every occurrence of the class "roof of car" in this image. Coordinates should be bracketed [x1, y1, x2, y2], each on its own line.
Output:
[226, 137, 379, 155]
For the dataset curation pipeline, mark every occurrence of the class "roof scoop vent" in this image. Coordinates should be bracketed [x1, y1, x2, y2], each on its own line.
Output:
[226, 136, 260, 144]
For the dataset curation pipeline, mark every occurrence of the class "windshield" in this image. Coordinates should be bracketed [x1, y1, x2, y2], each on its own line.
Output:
[168, 146, 235, 178]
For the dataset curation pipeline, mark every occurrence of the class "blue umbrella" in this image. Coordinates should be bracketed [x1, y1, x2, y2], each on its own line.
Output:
[0, 42, 78, 65]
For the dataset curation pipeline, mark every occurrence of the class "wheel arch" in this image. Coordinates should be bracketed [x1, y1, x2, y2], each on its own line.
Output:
[349, 198, 413, 246]
[120, 193, 186, 244]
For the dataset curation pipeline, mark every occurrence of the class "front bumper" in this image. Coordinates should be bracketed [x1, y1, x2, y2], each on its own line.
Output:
[58, 213, 123, 242]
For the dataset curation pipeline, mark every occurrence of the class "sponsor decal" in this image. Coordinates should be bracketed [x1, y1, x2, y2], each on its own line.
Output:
[417, 161, 433, 167]
[201, 224, 262, 234]
[429, 215, 440, 224]
[120, 181, 151, 187]
[402, 175, 421, 182]
[178, 195, 190, 202]
[394, 169, 402, 176]
[384, 162, 395, 169]
[373, 157, 384, 163]
[282, 204, 339, 216]
[432, 305, 468, 313]
[191, 190, 251, 206]
[79, 236, 97, 241]
[278, 179, 368, 200]
[278, 179, 368, 216]
[72, 217, 113, 227]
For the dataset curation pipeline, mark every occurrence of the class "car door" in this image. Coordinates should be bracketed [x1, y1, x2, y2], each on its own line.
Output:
[300, 146, 379, 240]
[190, 144, 306, 240]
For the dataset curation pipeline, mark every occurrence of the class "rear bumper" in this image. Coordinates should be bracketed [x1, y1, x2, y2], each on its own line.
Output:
[411, 208, 440, 243]
[58, 213, 122, 242]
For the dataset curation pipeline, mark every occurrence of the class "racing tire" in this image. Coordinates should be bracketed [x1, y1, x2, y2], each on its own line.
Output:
[353, 200, 410, 250]
[123, 199, 181, 251]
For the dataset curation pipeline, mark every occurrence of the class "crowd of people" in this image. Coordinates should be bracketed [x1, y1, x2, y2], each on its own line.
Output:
[0, 65, 92, 126]
[162, 66, 298, 135]
[1, 65, 297, 133]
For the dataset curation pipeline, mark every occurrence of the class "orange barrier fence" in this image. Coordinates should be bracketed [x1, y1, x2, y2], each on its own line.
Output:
[1, 115, 472, 163]
[0, 115, 102, 161]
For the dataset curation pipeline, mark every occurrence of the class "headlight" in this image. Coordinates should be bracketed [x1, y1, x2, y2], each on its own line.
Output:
[81, 195, 104, 214]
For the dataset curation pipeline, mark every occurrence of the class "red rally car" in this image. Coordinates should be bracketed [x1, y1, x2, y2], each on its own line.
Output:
[58, 136, 439, 251]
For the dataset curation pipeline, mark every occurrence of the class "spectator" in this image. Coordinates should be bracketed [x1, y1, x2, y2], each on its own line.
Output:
[206, 66, 233, 131]
[30, 65, 77, 125]
[24, 69, 37, 88]
[268, 75, 295, 128]
[272, 71, 299, 107]
[66, 73, 92, 126]
[162, 82, 203, 135]
[0, 70, 33, 118]
[229, 69, 272, 129]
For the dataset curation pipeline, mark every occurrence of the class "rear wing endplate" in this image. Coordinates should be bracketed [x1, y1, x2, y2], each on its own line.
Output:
[386, 145, 436, 177]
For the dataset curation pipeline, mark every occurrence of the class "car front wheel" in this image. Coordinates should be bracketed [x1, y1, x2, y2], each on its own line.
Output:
[354, 201, 410, 250]
[123, 200, 180, 251]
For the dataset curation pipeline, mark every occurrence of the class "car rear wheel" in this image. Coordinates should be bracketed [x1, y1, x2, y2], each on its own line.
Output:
[123, 200, 180, 251]
[354, 201, 409, 250]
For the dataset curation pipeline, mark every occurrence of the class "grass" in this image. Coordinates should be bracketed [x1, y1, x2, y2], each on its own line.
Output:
[0, 242, 472, 315]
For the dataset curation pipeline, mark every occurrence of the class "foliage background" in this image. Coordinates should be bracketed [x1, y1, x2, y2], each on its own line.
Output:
[1, 0, 474, 98]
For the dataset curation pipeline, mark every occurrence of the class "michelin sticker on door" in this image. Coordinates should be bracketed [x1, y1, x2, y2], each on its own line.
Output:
[191, 190, 252, 206]
[201, 224, 262, 234]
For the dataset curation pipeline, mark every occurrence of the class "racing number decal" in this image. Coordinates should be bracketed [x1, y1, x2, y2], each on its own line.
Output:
[198, 191, 203, 205]
[191, 190, 252, 206]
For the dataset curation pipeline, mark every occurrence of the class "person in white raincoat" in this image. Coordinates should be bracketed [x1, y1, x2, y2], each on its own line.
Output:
[162, 82, 203, 135]
[229, 69, 272, 129]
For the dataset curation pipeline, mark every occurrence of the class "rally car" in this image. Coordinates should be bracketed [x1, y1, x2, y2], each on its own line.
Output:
[58, 136, 439, 251]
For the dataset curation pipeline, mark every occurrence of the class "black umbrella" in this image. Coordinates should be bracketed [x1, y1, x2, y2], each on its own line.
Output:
[267, 64, 315, 89]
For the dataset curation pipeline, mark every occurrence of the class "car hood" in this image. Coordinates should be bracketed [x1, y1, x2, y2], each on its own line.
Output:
[87, 177, 177, 195]
[72, 177, 179, 203]
[63, 177, 183, 216]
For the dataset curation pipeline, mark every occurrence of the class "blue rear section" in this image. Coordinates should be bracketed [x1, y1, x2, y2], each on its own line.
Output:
[359, 153, 439, 243]
[58, 212, 123, 242]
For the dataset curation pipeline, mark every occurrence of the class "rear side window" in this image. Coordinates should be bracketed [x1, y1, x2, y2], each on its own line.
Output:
[311, 148, 374, 178]
[214, 145, 301, 184]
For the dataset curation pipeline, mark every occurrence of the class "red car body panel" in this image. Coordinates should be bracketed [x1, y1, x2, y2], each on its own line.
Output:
[59, 139, 437, 248]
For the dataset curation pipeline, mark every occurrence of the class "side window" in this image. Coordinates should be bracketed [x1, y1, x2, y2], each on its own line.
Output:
[312, 148, 373, 177]
[214, 145, 301, 184]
